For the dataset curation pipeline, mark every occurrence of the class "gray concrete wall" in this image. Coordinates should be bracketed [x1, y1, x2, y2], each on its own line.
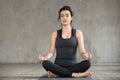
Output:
[0, 0, 120, 63]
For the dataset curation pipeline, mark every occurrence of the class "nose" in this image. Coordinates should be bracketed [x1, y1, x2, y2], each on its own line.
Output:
[63, 16, 67, 19]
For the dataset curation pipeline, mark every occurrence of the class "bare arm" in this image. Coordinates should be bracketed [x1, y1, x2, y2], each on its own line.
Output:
[46, 31, 57, 59]
[39, 31, 57, 62]
[76, 29, 92, 61]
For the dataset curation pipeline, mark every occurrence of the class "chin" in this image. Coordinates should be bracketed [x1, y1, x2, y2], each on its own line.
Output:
[62, 24, 67, 26]
[62, 23, 69, 26]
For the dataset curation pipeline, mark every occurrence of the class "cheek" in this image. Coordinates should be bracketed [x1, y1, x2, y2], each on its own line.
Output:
[59, 19, 63, 24]
[68, 18, 72, 22]
[60, 17, 63, 20]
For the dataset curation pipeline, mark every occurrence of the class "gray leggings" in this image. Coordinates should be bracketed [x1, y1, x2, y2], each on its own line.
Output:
[42, 60, 91, 77]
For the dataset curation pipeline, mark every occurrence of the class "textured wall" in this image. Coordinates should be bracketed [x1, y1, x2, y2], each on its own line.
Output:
[0, 0, 120, 63]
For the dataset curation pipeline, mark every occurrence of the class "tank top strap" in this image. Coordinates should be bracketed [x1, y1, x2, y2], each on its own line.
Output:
[72, 28, 76, 38]
[57, 29, 62, 37]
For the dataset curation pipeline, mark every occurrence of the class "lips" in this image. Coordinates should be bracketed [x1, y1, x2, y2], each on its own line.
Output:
[63, 20, 67, 22]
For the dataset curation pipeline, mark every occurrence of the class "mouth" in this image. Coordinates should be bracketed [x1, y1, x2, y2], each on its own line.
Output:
[63, 20, 67, 22]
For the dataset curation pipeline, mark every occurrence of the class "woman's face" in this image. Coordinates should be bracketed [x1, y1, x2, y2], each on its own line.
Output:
[60, 10, 73, 26]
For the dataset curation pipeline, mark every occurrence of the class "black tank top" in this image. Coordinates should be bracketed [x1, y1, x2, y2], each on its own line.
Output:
[55, 28, 78, 67]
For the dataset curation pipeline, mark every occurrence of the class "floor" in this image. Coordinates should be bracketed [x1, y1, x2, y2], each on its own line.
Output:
[0, 63, 120, 80]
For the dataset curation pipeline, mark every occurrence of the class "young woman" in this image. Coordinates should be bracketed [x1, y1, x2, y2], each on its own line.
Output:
[39, 6, 92, 78]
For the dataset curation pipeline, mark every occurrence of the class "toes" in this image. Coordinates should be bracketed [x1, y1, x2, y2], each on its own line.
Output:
[47, 71, 52, 78]
[87, 72, 92, 77]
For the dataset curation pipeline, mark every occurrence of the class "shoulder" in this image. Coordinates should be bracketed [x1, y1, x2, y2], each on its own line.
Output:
[51, 30, 57, 38]
[72, 28, 82, 33]
[76, 29, 83, 38]
[76, 29, 82, 34]
[51, 30, 57, 35]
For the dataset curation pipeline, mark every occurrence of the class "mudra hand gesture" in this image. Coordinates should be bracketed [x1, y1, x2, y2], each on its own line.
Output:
[86, 54, 92, 61]
[38, 54, 47, 62]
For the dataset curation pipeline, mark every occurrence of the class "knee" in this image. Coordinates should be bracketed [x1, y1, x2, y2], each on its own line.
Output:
[82, 60, 91, 68]
[42, 60, 49, 67]
[42, 60, 50, 71]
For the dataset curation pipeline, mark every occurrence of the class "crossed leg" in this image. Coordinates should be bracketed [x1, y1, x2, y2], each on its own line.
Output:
[42, 60, 92, 78]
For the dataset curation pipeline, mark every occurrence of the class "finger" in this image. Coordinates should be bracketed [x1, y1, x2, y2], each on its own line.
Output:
[39, 54, 43, 59]
[39, 54, 43, 61]
[89, 54, 92, 61]
[88, 54, 90, 61]
[39, 55, 41, 59]
[86, 54, 90, 61]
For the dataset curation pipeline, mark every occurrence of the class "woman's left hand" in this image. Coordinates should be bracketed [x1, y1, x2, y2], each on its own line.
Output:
[86, 54, 92, 61]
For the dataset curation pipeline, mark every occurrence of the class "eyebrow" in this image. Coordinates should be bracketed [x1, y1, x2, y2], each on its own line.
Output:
[60, 13, 69, 15]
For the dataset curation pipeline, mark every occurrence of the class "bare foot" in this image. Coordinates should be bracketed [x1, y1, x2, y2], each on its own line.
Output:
[47, 71, 58, 78]
[72, 72, 92, 78]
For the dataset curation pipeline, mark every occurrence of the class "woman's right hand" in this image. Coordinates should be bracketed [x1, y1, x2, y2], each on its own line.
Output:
[39, 54, 46, 62]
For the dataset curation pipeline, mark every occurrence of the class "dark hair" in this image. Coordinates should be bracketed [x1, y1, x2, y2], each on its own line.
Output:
[58, 6, 73, 20]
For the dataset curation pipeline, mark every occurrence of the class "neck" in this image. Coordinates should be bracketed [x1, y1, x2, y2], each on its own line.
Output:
[61, 24, 72, 39]
[62, 24, 71, 30]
